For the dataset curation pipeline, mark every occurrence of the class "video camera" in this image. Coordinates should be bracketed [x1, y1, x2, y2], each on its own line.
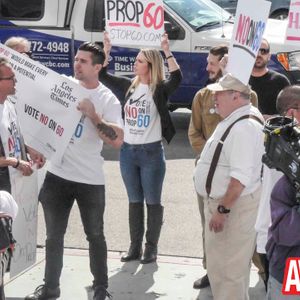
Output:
[262, 116, 300, 199]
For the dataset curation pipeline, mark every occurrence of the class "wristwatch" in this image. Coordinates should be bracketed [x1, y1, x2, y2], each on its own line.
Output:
[217, 205, 231, 214]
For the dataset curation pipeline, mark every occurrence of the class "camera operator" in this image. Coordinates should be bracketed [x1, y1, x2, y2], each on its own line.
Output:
[266, 85, 300, 299]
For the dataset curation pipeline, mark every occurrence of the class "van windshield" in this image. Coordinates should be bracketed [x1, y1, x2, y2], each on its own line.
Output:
[164, 0, 231, 31]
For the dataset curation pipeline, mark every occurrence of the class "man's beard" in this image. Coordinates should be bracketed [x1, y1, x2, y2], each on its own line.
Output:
[254, 59, 267, 70]
[206, 70, 223, 85]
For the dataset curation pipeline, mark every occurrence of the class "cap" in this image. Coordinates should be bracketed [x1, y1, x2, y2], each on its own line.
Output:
[207, 73, 251, 95]
[0, 191, 18, 220]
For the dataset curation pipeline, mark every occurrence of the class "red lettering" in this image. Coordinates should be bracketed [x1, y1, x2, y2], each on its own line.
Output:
[8, 137, 15, 152]
[235, 14, 246, 43]
[283, 258, 300, 295]
[288, 12, 300, 29]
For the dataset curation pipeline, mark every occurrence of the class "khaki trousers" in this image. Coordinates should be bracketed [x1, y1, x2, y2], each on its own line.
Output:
[204, 188, 261, 300]
[197, 193, 206, 269]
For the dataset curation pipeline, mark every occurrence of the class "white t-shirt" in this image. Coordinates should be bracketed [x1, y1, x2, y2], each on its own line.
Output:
[255, 167, 282, 253]
[194, 104, 264, 199]
[48, 81, 122, 185]
[0, 100, 26, 179]
[124, 83, 162, 144]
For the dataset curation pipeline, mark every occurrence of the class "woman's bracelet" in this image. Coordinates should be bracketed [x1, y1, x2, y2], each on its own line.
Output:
[166, 55, 174, 60]
[13, 159, 20, 169]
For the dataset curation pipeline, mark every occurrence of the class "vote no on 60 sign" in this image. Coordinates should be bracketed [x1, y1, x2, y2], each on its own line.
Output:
[105, 0, 164, 46]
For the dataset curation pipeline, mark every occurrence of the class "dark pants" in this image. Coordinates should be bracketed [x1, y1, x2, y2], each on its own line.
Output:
[0, 250, 10, 300]
[39, 172, 107, 289]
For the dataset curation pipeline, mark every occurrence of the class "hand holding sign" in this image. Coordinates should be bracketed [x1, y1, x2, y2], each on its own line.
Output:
[103, 32, 112, 67]
[26, 146, 46, 169]
[161, 33, 170, 53]
[77, 98, 98, 123]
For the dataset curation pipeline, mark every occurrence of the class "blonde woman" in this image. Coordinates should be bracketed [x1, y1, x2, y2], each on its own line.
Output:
[100, 32, 182, 264]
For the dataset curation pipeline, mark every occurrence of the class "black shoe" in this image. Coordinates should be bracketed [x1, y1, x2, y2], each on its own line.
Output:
[25, 285, 60, 300]
[193, 274, 210, 289]
[120, 245, 142, 262]
[140, 245, 157, 264]
[93, 285, 112, 300]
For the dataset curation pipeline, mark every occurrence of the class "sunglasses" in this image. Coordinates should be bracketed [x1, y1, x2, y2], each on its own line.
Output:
[258, 48, 270, 55]
[20, 51, 32, 58]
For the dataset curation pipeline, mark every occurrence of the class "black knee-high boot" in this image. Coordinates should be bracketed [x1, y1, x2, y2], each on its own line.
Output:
[121, 203, 144, 262]
[141, 204, 163, 264]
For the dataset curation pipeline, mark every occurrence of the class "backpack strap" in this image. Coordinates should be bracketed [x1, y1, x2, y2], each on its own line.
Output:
[205, 114, 263, 196]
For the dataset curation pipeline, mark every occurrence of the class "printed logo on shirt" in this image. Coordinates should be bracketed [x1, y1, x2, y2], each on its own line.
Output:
[70, 115, 86, 143]
[7, 120, 21, 157]
[282, 257, 300, 295]
[125, 93, 150, 134]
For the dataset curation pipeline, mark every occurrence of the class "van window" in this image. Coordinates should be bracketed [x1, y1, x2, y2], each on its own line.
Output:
[0, 0, 44, 19]
[84, 0, 105, 32]
[164, 12, 185, 40]
[164, 0, 230, 31]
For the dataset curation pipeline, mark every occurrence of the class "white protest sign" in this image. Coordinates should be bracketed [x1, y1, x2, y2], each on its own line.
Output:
[10, 172, 38, 277]
[105, 0, 164, 46]
[0, 44, 90, 164]
[226, 0, 271, 84]
[285, 1, 300, 45]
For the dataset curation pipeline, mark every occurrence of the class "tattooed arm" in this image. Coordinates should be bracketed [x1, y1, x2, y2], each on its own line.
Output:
[77, 99, 124, 148]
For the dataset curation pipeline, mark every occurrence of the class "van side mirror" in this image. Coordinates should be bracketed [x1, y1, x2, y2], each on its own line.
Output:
[164, 21, 180, 39]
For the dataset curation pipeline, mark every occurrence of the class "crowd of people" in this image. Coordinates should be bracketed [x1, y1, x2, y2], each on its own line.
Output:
[0, 32, 299, 300]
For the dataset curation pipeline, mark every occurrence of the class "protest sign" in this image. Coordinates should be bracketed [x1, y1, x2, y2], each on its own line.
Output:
[105, 0, 164, 46]
[285, 1, 300, 45]
[226, 0, 271, 84]
[9, 172, 38, 277]
[0, 43, 90, 164]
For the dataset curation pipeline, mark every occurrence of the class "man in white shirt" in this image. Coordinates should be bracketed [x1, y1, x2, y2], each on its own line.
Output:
[194, 73, 264, 300]
[25, 42, 124, 300]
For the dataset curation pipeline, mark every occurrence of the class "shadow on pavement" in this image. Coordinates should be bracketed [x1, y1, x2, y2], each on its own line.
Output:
[107, 261, 159, 299]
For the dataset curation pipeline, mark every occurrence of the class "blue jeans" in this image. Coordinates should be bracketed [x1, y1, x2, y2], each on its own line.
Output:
[39, 172, 107, 289]
[120, 141, 166, 205]
[267, 274, 298, 300]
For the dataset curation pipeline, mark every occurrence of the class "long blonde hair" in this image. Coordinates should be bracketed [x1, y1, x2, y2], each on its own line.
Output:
[126, 49, 165, 96]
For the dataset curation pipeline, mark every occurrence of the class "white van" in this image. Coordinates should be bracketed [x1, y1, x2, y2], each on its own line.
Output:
[0, 0, 299, 109]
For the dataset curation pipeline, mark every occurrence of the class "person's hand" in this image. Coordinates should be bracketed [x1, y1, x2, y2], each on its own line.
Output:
[219, 54, 228, 76]
[209, 210, 227, 233]
[103, 31, 112, 55]
[77, 98, 98, 122]
[27, 146, 46, 169]
[161, 33, 170, 53]
[17, 160, 34, 176]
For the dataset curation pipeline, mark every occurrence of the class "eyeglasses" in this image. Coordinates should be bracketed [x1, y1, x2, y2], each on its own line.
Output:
[0, 75, 16, 81]
[20, 51, 32, 58]
[259, 48, 270, 55]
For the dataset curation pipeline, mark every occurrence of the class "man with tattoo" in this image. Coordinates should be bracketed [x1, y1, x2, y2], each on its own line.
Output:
[25, 42, 123, 300]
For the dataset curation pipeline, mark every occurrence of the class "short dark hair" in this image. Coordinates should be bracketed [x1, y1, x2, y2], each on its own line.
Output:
[209, 45, 228, 61]
[276, 85, 300, 114]
[78, 42, 106, 65]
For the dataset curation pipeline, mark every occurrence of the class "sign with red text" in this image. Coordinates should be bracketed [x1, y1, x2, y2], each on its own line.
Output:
[285, 1, 300, 45]
[0, 43, 90, 164]
[282, 257, 300, 295]
[105, 0, 164, 46]
[226, 0, 271, 84]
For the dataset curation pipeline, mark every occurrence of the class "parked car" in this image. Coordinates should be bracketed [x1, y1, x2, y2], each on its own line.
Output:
[212, 0, 290, 19]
